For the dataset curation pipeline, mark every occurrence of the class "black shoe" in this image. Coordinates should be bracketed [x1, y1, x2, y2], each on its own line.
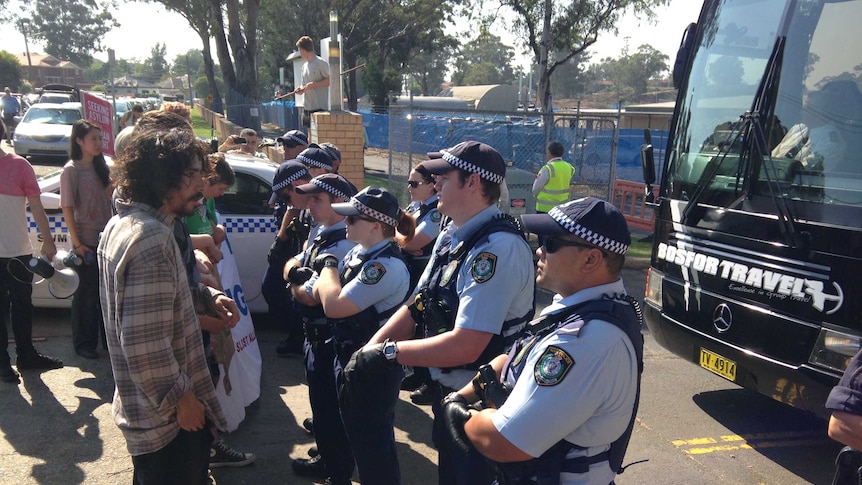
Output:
[16, 352, 63, 370]
[302, 417, 314, 435]
[410, 383, 434, 405]
[276, 336, 303, 357]
[76, 349, 98, 359]
[291, 454, 327, 479]
[400, 372, 424, 391]
[0, 365, 20, 384]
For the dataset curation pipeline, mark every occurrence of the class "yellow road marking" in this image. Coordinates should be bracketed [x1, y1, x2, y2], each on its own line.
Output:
[673, 431, 830, 455]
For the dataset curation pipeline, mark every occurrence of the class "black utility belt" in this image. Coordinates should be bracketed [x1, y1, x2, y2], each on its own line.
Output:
[331, 320, 377, 344]
[303, 320, 331, 341]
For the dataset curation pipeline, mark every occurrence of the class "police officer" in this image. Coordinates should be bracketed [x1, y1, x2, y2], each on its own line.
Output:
[400, 159, 442, 404]
[343, 141, 536, 485]
[284, 173, 358, 484]
[297, 146, 335, 177]
[263, 161, 312, 356]
[313, 186, 415, 485]
[443, 197, 643, 485]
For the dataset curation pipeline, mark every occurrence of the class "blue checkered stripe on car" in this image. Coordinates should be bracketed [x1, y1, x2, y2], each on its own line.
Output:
[222, 216, 277, 234]
[27, 215, 68, 233]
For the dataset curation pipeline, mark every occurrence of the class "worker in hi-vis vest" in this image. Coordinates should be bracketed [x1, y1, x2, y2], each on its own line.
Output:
[533, 141, 574, 214]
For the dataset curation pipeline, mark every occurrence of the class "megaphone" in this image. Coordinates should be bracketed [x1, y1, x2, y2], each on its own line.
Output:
[27, 255, 80, 299]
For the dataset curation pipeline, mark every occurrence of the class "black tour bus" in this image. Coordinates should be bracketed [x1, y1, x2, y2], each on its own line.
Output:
[641, 0, 862, 419]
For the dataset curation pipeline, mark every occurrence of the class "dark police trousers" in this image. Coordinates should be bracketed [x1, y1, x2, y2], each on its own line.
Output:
[305, 334, 355, 482]
[335, 340, 404, 485]
[430, 382, 496, 485]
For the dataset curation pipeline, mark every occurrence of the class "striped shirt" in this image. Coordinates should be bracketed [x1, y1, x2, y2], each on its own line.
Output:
[98, 200, 226, 456]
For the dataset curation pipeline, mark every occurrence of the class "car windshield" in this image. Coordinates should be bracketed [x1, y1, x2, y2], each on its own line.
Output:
[24, 107, 81, 125]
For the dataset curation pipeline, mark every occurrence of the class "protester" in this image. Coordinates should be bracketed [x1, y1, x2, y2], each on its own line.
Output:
[61, 120, 113, 359]
[98, 127, 238, 483]
[218, 128, 269, 160]
[120, 104, 144, 129]
[0, 121, 62, 384]
[295, 35, 330, 129]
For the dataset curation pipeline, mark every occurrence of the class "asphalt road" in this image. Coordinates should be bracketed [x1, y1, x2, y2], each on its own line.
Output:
[0, 152, 842, 484]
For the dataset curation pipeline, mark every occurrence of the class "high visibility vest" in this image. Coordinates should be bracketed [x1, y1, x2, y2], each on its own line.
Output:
[535, 159, 574, 212]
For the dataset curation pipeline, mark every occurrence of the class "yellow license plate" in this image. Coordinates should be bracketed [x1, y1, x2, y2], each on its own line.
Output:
[699, 348, 737, 381]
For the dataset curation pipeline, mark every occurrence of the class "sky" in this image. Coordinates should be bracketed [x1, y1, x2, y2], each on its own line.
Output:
[0, 1, 703, 72]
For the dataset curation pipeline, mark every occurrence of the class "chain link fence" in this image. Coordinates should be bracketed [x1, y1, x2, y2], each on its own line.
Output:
[382, 99, 626, 208]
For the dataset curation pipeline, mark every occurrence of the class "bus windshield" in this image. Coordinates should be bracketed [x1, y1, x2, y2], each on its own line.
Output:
[667, 0, 862, 214]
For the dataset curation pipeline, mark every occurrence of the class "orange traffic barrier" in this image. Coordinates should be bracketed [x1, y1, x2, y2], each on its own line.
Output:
[613, 180, 656, 232]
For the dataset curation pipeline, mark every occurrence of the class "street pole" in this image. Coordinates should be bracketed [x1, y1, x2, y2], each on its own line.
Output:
[19, 19, 32, 84]
[328, 10, 343, 112]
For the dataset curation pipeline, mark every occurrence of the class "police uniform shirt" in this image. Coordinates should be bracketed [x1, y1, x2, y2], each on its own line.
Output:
[491, 279, 637, 485]
[410, 194, 442, 241]
[426, 204, 535, 390]
[340, 239, 410, 317]
[299, 220, 357, 298]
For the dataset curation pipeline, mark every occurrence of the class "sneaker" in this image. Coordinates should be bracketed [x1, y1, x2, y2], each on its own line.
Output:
[291, 454, 327, 478]
[302, 417, 314, 435]
[209, 439, 255, 468]
[410, 383, 434, 405]
[16, 352, 63, 370]
[0, 364, 20, 384]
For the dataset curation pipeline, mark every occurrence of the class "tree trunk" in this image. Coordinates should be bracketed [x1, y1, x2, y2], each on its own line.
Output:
[346, 52, 359, 112]
[198, 29, 223, 114]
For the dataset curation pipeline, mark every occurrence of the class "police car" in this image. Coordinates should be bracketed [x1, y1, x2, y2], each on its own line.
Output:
[27, 152, 280, 314]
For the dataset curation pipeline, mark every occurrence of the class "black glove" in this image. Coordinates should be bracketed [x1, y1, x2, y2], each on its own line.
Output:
[287, 266, 314, 285]
[442, 392, 474, 454]
[342, 341, 397, 405]
[312, 253, 339, 273]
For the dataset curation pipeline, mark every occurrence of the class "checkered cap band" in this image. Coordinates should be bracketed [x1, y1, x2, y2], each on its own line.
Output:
[279, 132, 307, 146]
[440, 149, 505, 184]
[272, 170, 305, 193]
[350, 198, 399, 227]
[320, 143, 341, 161]
[311, 178, 350, 200]
[298, 152, 332, 169]
[548, 205, 629, 255]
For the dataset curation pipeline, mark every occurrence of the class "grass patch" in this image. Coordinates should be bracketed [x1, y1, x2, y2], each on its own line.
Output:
[190, 110, 216, 139]
[627, 237, 653, 259]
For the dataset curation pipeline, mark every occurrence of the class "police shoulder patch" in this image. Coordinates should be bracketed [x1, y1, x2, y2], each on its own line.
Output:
[471, 252, 497, 283]
[360, 262, 386, 284]
[430, 210, 442, 223]
[534, 345, 574, 386]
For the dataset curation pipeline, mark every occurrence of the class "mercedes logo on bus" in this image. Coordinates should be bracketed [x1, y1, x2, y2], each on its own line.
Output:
[713, 304, 733, 333]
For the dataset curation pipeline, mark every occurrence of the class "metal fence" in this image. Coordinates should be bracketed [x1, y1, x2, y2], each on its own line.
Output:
[224, 89, 262, 132]
[384, 100, 627, 205]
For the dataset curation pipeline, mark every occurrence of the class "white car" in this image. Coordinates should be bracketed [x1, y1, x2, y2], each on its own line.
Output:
[27, 152, 280, 314]
[13, 102, 82, 158]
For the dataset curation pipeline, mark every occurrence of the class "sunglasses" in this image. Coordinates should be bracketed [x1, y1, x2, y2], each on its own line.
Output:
[346, 215, 378, 225]
[406, 180, 427, 188]
[542, 237, 606, 256]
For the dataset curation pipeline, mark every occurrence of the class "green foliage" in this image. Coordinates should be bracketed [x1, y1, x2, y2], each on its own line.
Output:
[144, 43, 170, 82]
[0, 50, 24, 90]
[452, 30, 517, 85]
[591, 44, 669, 101]
[173, 50, 205, 78]
[91, 84, 107, 92]
[194, 75, 224, 100]
[19, 80, 33, 94]
[361, 59, 401, 112]
[25, 0, 119, 67]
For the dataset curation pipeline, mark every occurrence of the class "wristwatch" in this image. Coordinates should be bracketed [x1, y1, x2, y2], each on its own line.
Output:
[382, 339, 398, 362]
[322, 257, 339, 269]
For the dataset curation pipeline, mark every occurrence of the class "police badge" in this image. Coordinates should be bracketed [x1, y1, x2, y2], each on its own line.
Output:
[534, 346, 574, 386]
[360, 262, 386, 284]
[471, 252, 497, 283]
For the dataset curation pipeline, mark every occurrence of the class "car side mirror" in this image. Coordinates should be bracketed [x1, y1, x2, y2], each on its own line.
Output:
[40, 192, 61, 210]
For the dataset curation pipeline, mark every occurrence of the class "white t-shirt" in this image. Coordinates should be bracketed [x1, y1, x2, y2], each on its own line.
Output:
[0, 153, 41, 257]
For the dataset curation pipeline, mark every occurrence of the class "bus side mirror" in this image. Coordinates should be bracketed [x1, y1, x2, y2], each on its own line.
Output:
[673, 23, 698, 89]
[641, 129, 656, 203]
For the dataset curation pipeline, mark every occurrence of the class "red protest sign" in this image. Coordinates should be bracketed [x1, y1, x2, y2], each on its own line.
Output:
[81, 92, 115, 156]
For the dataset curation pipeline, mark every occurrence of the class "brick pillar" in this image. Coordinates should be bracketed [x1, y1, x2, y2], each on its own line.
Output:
[311, 111, 365, 189]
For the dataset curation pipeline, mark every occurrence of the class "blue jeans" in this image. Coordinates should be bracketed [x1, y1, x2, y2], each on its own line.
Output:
[305, 338, 355, 481]
[431, 383, 496, 485]
[336, 341, 404, 485]
[131, 427, 213, 485]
